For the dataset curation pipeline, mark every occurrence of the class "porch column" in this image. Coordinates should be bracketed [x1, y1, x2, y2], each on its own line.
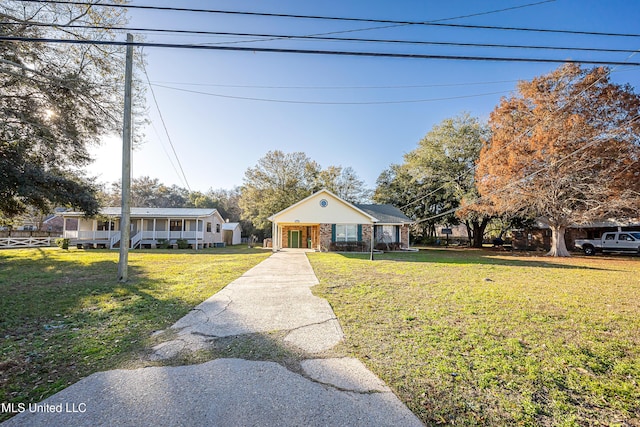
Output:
[153, 218, 156, 240]
[167, 219, 170, 240]
[195, 219, 199, 251]
[272, 222, 277, 252]
[92, 219, 97, 240]
[63, 216, 67, 236]
[181, 219, 184, 239]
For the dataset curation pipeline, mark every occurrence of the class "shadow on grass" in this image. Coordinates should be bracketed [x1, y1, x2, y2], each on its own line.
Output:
[336, 248, 617, 271]
[0, 251, 241, 423]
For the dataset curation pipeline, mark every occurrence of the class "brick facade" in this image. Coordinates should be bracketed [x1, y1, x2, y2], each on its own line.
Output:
[279, 225, 320, 249]
[319, 223, 333, 252]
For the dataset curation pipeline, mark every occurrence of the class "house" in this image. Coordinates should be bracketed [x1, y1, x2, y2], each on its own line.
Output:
[61, 207, 225, 249]
[41, 214, 65, 233]
[268, 189, 413, 252]
[222, 222, 242, 245]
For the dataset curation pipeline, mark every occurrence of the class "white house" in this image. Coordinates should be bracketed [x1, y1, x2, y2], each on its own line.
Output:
[62, 207, 225, 249]
[222, 222, 242, 245]
[268, 189, 413, 252]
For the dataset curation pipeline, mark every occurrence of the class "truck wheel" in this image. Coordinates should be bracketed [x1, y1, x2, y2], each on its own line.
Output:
[583, 245, 595, 256]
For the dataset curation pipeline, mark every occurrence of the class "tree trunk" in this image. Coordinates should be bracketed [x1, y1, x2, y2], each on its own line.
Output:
[547, 224, 571, 257]
[464, 220, 473, 246]
[471, 218, 489, 248]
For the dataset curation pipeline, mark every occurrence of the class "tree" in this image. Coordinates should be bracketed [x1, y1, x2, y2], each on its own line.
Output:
[240, 151, 320, 231]
[476, 64, 640, 256]
[375, 114, 491, 247]
[239, 151, 370, 233]
[314, 165, 370, 203]
[1, 1, 139, 217]
[102, 177, 188, 208]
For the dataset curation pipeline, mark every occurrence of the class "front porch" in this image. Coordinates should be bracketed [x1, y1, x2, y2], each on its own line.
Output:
[63, 217, 208, 249]
[272, 223, 321, 251]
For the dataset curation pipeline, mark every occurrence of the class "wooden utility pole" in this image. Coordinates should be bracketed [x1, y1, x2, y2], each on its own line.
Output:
[118, 33, 133, 282]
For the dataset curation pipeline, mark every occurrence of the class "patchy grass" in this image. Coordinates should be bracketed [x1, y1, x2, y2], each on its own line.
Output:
[0, 246, 270, 421]
[308, 249, 640, 426]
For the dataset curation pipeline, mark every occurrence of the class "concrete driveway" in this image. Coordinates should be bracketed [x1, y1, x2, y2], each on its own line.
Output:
[3, 250, 423, 427]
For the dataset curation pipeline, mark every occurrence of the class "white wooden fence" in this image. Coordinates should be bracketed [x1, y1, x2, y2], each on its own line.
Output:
[0, 237, 53, 249]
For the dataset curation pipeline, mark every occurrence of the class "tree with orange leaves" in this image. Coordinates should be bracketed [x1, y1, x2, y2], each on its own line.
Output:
[476, 64, 640, 256]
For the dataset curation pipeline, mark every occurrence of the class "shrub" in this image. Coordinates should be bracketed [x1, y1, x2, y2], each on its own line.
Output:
[176, 239, 189, 249]
[55, 238, 69, 250]
[156, 239, 171, 249]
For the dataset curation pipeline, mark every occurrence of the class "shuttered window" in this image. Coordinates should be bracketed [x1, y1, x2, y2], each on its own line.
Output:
[334, 224, 358, 242]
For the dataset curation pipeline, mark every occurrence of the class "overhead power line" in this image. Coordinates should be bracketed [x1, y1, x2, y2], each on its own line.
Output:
[4, 22, 639, 56]
[149, 83, 509, 105]
[3, 36, 640, 66]
[17, 0, 639, 39]
[140, 52, 191, 191]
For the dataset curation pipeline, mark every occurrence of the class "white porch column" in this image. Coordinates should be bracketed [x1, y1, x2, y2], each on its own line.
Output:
[92, 219, 97, 240]
[167, 218, 170, 240]
[272, 222, 277, 252]
[153, 218, 156, 240]
[181, 219, 184, 239]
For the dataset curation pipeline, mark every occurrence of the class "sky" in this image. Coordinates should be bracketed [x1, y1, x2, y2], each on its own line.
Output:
[88, 0, 640, 194]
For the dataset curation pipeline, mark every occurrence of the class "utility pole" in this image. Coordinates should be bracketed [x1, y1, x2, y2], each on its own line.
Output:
[118, 33, 133, 282]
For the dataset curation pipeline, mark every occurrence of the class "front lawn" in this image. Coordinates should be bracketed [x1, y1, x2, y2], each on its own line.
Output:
[308, 250, 640, 426]
[0, 246, 270, 421]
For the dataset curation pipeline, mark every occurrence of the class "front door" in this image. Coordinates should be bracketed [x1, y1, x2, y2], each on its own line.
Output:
[288, 230, 300, 248]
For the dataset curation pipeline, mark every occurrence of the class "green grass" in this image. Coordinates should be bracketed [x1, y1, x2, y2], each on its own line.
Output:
[308, 249, 640, 426]
[0, 246, 270, 421]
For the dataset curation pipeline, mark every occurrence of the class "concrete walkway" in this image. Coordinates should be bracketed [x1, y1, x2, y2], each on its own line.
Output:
[3, 251, 423, 427]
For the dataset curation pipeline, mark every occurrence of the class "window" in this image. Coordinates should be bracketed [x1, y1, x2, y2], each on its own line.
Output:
[216, 223, 221, 233]
[170, 220, 183, 231]
[206, 222, 212, 232]
[376, 225, 396, 242]
[97, 221, 114, 231]
[604, 234, 615, 240]
[335, 224, 358, 242]
[619, 234, 630, 241]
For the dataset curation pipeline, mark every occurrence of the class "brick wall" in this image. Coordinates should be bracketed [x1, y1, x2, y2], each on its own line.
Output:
[280, 225, 309, 249]
[319, 223, 332, 252]
[400, 224, 410, 248]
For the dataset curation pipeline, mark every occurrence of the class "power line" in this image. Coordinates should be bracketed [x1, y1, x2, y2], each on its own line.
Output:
[3, 36, 640, 66]
[5, 21, 639, 56]
[141, 78, 520, 90]
[140, 52, 191, 192]
[415, 113, 640, 224]
[148, 83, 509, 105]
[17, 0, 639, 39]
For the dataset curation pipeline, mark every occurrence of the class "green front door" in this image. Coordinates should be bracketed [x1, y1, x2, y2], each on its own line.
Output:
[288, 230, 300, 248]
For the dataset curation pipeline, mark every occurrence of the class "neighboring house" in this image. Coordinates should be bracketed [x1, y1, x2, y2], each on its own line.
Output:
[62, 207, 225, 249]
[268, 189, 413, 252]
[41, 214, 65, 233]
[222, 222, 242, 245]
[512, 218, 640, 251]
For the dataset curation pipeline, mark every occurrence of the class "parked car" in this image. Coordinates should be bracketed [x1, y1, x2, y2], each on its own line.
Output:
[575, 232, 640, 255]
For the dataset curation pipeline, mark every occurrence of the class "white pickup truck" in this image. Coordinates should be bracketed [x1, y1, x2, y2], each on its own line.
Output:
[575, 232, 640, 255]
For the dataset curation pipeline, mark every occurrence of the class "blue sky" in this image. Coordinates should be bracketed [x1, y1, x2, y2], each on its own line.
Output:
[89, 0, 640, 193]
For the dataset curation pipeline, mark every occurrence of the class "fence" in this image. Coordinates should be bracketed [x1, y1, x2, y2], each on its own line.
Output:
[0, 237, 53, 249]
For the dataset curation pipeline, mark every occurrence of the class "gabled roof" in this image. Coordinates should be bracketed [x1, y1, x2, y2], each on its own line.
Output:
[354, 204, 413, 224]
[268, 189, 379, 223]
[222, 222, 241, 231]
[63, 207, 221, 219]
